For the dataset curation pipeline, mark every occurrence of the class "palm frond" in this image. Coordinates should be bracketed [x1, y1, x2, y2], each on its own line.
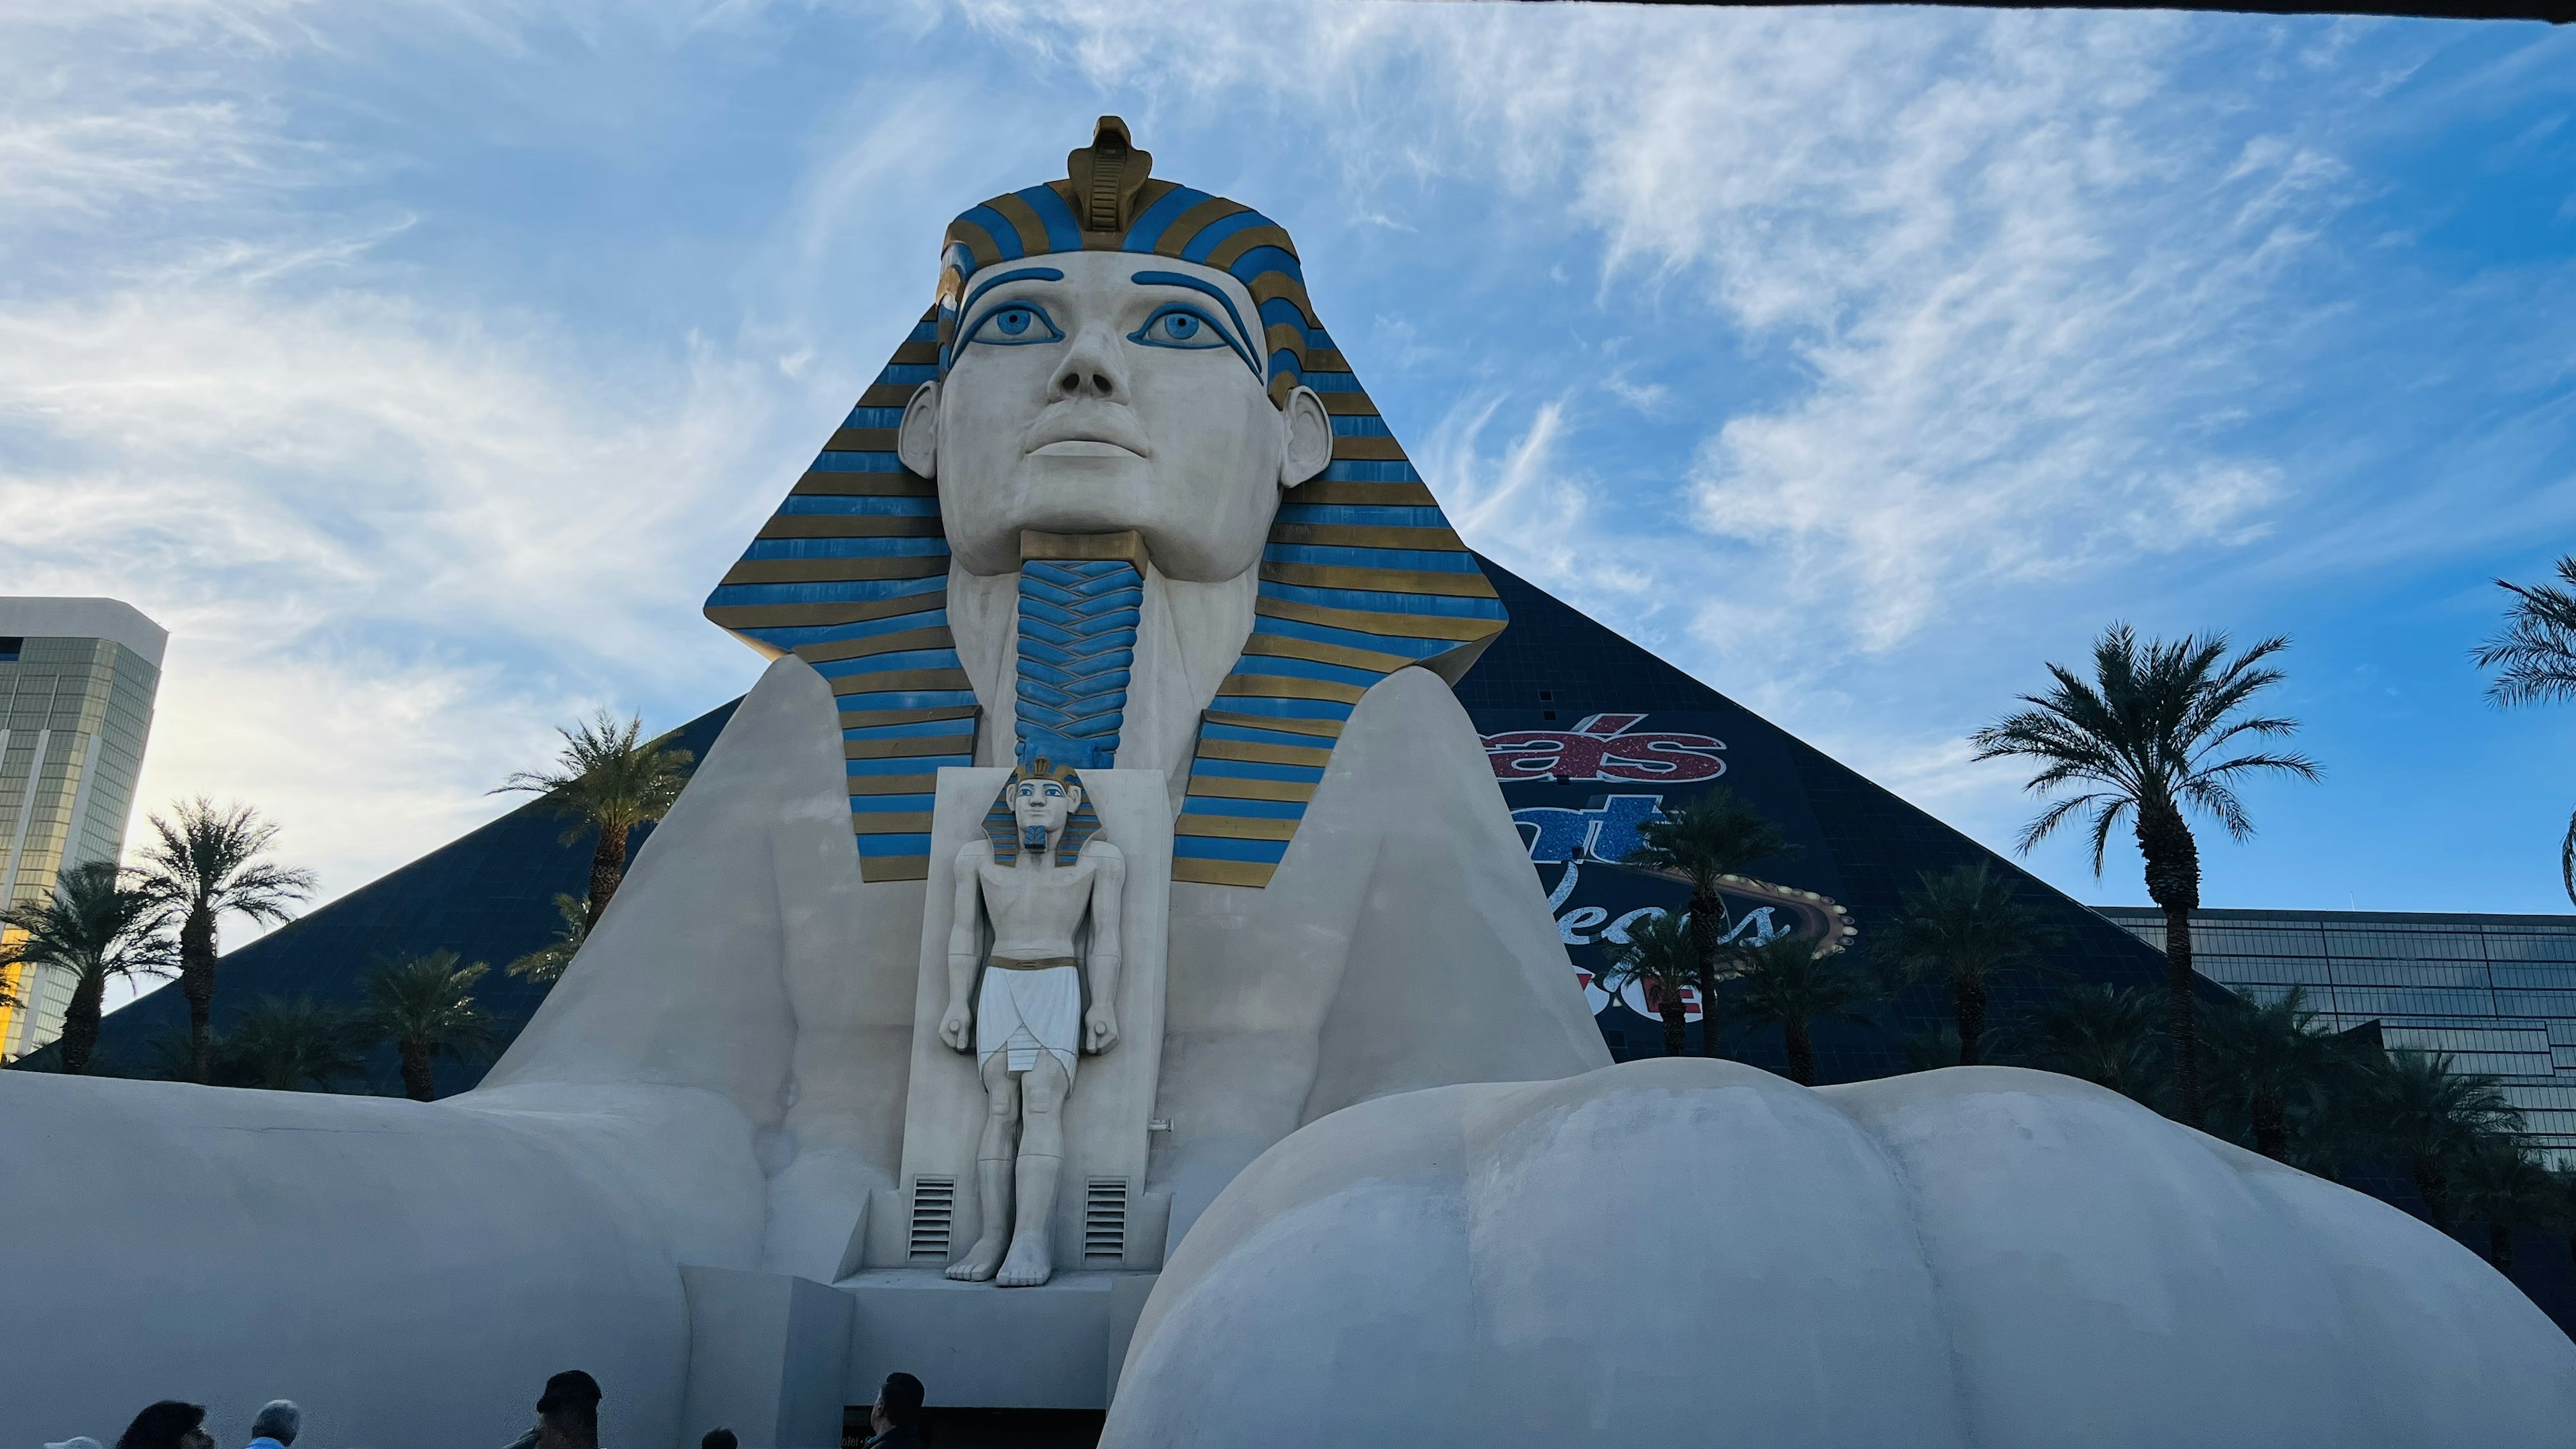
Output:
[2476, 561, 2576, 708]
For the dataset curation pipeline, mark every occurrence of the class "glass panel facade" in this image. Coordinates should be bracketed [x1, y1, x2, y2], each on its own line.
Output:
[2100, 906, 2576, 1162]
[0, 631, 160, 1059]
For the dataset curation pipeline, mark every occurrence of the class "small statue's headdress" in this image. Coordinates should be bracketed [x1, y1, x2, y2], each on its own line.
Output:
[981, 755, 1104, 867]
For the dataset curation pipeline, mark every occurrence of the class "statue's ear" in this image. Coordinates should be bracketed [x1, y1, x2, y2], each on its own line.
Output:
[1279, 384, 1332, 490]
[898, 380, 940, 478]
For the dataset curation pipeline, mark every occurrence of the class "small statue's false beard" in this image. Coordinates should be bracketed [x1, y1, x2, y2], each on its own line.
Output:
[1022, 824, 1049, 851]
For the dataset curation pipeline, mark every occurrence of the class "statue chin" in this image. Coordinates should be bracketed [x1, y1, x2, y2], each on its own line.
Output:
[938, 455, 1280, 582]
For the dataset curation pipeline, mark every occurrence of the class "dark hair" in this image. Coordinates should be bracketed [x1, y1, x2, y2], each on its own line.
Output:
[116, 1402, 205, 1449]
[702, 1432, 737, 1449]
[537, 1371, 601, 1436]
[878, 1373, 925, 1428]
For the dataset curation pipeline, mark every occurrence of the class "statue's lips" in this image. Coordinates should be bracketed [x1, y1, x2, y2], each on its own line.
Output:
[1022, 409, 1153, 461]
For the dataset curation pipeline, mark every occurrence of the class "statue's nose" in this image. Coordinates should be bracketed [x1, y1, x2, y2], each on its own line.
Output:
[1055, 325, 1128, 401]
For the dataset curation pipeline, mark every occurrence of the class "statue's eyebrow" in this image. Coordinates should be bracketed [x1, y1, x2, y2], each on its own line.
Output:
[960, 266, 1066, 320]
[1130, 270, 1261, 377]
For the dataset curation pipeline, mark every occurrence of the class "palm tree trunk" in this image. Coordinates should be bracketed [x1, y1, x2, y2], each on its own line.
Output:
[586, 821, 631, 928]
[179, 902, 218, 1083]
[1955, 970, 1986, 1067]
[2136, 805, 2204, 1128]
[1698, 973, 1725, 1059]
[2251, 1088, 2289, 1161]
[2489, 1221, 2514, 1272]
[2414, 1156, 2453, 1235]
[1784, 1019, 1817, 1086]
[397, 1039, 437, 1102]
[1658, 992, 1686, 1057]
[59, 969, 105, 1075]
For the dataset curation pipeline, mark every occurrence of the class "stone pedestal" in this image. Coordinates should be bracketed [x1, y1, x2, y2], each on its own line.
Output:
[678, 1267, 855, 1449]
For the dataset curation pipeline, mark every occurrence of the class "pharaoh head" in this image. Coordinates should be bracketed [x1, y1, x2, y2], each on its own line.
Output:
[984, 757, 1103, 865]
[1010, 773, 1078, 843]
[896, 117, 1336, 582]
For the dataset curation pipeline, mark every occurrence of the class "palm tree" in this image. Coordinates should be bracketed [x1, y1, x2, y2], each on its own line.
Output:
[362, 950, 499, 1102]
[2365, 1049, 2521, 1235]
[1593, 910, 1701, 1057]
[1622, 786, 1789, 1038]
[0, 861, 176, 1074]
[1971, 625, 2320, 1128]
[137, 798, 317, 1083]
[2473, 556, 2576, 905]
[1884, 860, 2061, 1066]
[496, 710, 694, 930]
[1997, 982, 2167, 1103]
[2455, 1134, 2554, 1271]
[217, 996, 371, 1092]
[505, 892, 590, 984]
[2201, 986, 2361, 1163]
[1728, 932, 1875, 1087]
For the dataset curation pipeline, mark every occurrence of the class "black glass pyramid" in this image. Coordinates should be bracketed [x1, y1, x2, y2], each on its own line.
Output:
[59, 557, 2176, 1091]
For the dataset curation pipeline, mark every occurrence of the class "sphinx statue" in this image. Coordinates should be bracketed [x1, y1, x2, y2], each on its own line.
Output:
[4, 116, 2571, 1449]
[0, 116, 1605, 1446]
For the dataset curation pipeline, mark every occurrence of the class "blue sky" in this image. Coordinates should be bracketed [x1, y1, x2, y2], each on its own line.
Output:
[7, 1, 2575, 941]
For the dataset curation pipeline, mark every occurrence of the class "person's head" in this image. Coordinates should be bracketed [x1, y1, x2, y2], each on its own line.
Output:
[870, 1373, 924, 1434]
[535, 1370, 601, 1449]
[250, 1401, 301, 1447]
[700, 1430, 736, 1449]
[898, 118, 1333, 584]
[114, 1401, 208, 1449]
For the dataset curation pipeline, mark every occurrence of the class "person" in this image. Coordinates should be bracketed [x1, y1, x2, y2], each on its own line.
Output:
[861, 1373, 923, 1449]
[245, 1401, 299, 1449]
[529, 1371, 600, 1449]
[700, 1431, 735, 1449]
[113, 1403, 209, 1449]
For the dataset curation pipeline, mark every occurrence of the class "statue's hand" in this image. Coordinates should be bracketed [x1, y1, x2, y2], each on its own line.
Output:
[1085, 1004, 1120, 1054]
[939, 1002, 972, 1053]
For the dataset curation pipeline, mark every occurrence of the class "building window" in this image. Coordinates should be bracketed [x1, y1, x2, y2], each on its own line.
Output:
[0, 638, 19, 663]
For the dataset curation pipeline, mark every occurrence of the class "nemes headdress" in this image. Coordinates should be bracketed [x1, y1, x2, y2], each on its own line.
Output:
[705, 117, 1507, 887]
[981, 756, 1104, 867]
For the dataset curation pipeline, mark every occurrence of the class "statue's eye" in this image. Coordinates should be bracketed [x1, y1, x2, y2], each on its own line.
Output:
[964, 300, 1061, 348]
[1133, 305, 1228, 351]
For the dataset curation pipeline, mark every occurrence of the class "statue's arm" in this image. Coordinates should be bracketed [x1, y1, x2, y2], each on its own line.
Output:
[941, 842, 987, 1053]
[1083, 842, 1126, 1053]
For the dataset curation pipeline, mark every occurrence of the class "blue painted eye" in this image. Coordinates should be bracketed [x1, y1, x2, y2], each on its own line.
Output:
[963, 300, 1062, 348]
[1132, 304, 1230, 351]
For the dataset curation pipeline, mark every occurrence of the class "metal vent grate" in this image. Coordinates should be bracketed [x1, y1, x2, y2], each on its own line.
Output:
[908, 1177, 955, 1260]
[1083, 1178, 1128, 1260]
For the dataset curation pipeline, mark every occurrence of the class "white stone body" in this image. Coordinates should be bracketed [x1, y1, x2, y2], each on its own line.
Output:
[1107, 1059, 2576, 1448]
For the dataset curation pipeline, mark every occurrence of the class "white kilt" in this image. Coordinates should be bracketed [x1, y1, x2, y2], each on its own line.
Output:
[976, 963, 1081, 1082]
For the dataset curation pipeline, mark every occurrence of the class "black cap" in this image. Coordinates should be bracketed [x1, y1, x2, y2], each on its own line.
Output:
[538, 1371, 603, 1414]
[879, 1373, 925, 1427]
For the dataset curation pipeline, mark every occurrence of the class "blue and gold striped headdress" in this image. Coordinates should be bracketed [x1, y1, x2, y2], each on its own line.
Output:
[704, 116, 1506, 888]
[981, 757, 1103, 867]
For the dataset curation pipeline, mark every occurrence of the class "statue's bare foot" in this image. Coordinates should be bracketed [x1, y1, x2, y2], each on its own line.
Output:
[997, 1232, 1052, 1287]
[947, 1233, 1007, 1282]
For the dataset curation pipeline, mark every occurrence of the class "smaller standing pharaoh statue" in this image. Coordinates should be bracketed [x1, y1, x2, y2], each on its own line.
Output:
[938, 759, 1126, 1286]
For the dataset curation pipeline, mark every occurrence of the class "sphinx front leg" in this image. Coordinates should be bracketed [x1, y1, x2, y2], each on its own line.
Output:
[948, 1053, 1018, 1282]
[999, 1051, 1069, 1287]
